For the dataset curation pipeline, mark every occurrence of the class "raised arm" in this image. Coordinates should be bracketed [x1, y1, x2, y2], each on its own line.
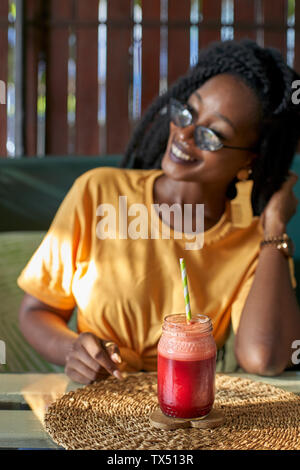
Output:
[235, 172, 300, 376]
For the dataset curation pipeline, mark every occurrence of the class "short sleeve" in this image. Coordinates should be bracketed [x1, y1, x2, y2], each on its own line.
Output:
[231, 256, 297, 334]
[17, 177, 85, 310]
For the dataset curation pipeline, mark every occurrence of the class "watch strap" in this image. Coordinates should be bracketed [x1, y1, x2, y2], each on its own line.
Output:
[260, 233, 297, 289]
[260, 233, 293, 256]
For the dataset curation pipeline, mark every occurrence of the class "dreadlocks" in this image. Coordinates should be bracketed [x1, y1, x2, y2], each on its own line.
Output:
[120, 39, 300, 216]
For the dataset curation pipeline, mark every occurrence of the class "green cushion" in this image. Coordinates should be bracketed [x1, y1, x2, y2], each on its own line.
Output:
[0, 231, 66, 372]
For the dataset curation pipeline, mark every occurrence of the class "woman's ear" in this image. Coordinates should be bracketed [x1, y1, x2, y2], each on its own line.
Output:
[247, 152, 259, 167]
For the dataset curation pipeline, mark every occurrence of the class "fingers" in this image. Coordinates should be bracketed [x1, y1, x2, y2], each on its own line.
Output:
[82, 335, 123, 380]
[103, 340, 122, 364]
[78, 334, 124, 380]
[70, 343, 104, 374]
[79, 332, 103, 359]
[65, 339, 106, 384]
[286, 171, 299, 186]
[65, 369, 92, 385]
[65, 333, 124, 384]
[65, 356, 101, 384]
[82, 334, 116, 374]
[94, 342, 124, 380]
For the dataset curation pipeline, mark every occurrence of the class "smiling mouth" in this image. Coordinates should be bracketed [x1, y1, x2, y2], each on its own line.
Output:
[170, 143, 199, 163]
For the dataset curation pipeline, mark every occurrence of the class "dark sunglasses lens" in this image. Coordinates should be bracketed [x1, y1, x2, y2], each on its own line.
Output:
[194, 127, 223, 151]
[170, 100, 192, 128]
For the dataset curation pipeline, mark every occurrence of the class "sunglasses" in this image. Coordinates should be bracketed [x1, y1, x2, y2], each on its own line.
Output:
[169, 98, 256, 152]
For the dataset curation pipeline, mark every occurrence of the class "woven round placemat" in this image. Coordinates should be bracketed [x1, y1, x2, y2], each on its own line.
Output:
[44, 372, 300, 450]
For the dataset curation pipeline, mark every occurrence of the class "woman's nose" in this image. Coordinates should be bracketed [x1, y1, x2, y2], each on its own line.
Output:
[175, 124, 195, 143]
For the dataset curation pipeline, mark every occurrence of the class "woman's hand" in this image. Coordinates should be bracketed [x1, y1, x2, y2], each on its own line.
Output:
[65, 332, 123, 384]
[260, 171, 299, 236]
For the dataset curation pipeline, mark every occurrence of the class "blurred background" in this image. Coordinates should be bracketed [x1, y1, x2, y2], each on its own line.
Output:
[0, 0, 299, 158]
[0, 0, 299, 373]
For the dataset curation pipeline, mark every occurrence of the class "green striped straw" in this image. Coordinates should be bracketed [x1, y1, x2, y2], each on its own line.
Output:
[179, 258, 192, 322]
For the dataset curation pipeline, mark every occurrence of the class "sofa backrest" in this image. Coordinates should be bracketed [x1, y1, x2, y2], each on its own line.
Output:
[0, 153, 299, 244]
[0, 155, 122, 231]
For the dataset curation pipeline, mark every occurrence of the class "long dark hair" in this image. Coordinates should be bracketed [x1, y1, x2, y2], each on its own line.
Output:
[120, 39, 300, 216]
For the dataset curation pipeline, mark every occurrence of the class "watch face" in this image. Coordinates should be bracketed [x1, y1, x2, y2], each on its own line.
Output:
[278, 238, 294, 257]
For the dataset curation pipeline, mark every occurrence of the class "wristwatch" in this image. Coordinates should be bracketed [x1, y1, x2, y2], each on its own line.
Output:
[260, 233, 294, 258]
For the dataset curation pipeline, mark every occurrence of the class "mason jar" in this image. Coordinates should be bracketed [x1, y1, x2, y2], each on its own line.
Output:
[157, 313, 217, 419]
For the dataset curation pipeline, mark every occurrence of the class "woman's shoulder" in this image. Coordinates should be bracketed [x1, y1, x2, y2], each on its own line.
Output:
[73, 167, 161, 195]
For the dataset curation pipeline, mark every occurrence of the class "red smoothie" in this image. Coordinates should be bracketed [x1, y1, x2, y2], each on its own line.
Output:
[157, 314, 217, 419]
[157, 354, 216, 418]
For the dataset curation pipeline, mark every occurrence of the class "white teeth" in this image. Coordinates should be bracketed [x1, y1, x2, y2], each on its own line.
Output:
[171, 144, 195, 161]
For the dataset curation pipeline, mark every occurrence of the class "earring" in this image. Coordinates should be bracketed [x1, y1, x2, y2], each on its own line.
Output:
[230, 168, 254, 228]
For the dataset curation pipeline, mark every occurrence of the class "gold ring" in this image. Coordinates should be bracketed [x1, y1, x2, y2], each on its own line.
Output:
[103, 341, 115, 349]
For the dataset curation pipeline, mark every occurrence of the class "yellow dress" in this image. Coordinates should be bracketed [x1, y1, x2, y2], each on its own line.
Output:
[17, 167, 297, 372]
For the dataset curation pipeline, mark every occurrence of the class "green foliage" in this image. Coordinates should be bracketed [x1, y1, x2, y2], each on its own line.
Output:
[288, 0, 295, 20]
[68, 94, 76, 114]
[9, 1, 16, 20]
[37, 96, 46, 117]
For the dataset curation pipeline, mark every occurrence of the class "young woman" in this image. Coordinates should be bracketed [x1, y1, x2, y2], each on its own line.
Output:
[18, 39, 300, 384]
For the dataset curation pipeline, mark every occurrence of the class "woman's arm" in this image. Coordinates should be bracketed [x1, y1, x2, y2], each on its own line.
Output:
[19, 293, 123, 383]
[235, 173, 300, 376]
[19, 293, 78, 365]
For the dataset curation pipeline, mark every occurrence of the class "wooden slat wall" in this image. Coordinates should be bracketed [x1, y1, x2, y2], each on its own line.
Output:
[263, 0, 287, 56]
[234, 0, 256, 41]
[46, 0, 72, 155]
[168, 0, 190, 86]
[199, 0, 222, 48]
[141, 0, 160, 114]
[106, 0, 131, 154]
[1, 0, 300, 157]
[75, 0, 99, 155]
[25, 0, 42, 156]
[0, 1, 8, 158]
